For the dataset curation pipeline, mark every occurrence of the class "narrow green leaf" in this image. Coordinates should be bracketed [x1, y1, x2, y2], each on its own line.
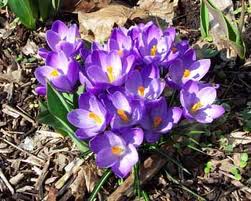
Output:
[88, 169, 112, 201]
[37, 0, 52, 21]
[142, 190, 150, 201]
[8, 0, 37, 29]
[46, 83, 89, 152]
[200, 0, 210, 39]
[151, 147, 191, 175]
[52, 0, 61, 12]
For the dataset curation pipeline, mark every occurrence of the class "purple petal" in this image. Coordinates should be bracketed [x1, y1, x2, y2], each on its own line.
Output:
[57, 41, 75, 57]
[51, 75, 73, 92]
[51, 20, 68, 39]
[186, 59, 210, 81]
[122, 54, 135, 74]
[87, 65, 109, 84]
[169, 59, 184, 86]
[205, 105, 225, 119]
[120, 127, 144, 147]
[145, 78, 165, 100]
[46, 30, 61, 51]
[125, 71, 143, 97]
[171, 107, 183, 124]
[38, 48, 49, 59]
[105, 131, 126, 147]
[197, 87, 216, 105]
[89, 133, 111, 153]
[46, 51, 69, 74]
[75, 128, 98, 140]
[34, 66, 55, 86]
[111, 144, 138, 178]
[109, 91, 131, 113]
[144, 130, 161, 143]
[67, 60, 79, 85]
[35, 85, 46, 96]
[66, 24, 78, 43]
[96, 148, 119, 168]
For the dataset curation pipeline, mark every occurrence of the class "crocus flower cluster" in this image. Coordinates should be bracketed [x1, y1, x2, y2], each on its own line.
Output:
[35, 20, 225, 178]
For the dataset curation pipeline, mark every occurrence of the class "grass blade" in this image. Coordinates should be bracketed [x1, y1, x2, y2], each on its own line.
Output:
[88, 169, 112, 201]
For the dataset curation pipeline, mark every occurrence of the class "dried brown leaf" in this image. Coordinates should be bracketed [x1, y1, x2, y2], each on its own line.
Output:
[137, 0, 178, 23]
[78, 4, 131, 42]
[47, 187, 58, 201]
[70, 167, 86, 201]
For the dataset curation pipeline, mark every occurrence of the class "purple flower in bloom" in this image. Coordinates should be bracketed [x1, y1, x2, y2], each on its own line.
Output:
[136, 23, 172, 64]
[84, 50, 134, 88]
[46, 20, 83, 57]
[107, 27, 133, 57]
[67, 93, 107, 139]
[125, 70, 165, 100]
[180, 81, 225, 123]
[140, 98, 182, 143]
[34, 51, 79, 95]
[167, 56, 210, 89]
[109, 91, 143, 129]
[90, 129, 143, 178]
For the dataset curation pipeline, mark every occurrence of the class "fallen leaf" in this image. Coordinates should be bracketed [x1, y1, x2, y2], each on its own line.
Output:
[137, 0, 179, 23]
[70, 167, 86, 201]
[228, 131, 251, 148]
[78, 4, 131, 42]
[47, 187, 57, 201]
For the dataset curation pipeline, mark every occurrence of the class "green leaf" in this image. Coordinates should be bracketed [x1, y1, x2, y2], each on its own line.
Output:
[46, 82, 89, 152]
[240, 161, 247, 168]
[8, 0, 37, 29]
[88, 169, 112, 201]
[200, 0, 210, 39]
[0, 0, 8, 8]
[37, 0, 52, 22]
[240, 153, 249, 162]
[52, 0, 61, 12]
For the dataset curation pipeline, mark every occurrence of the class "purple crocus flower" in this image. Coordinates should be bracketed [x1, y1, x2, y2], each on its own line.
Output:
[125, 70, 165, 100]
[180, 81, 225, 123]
[84, 50, 134, 88]
[90, 129, 143, 178]
[34, 51, 79, 94]
[136, 23, 172, 64]
[109, 91, 143, 129]
[167, 56, 210, 89]
[140, 98, 182, 143]
[107, 27, 133, 57]
[67, 93, 107, 139]
[46, 20, 83, 57]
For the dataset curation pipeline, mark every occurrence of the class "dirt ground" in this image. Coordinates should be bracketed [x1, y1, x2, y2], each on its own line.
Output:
[0, 0, 251, 200]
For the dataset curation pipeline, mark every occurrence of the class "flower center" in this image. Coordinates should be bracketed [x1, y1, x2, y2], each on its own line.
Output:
[117, 49, 123, 56]
[191, 101, 203, 113]
[153, 116, 162, 128]
[107, 66, 115, 83]
[111, 146, 124, 156]
[50, 69, 59, 77]
[171, 47, 178, 53]
[150, 45, 157, 56]
[117, 109, 129, 122]
[88, 112, 102, 124]
[137, 86, 145, 97]
[183, 69, 191, 78]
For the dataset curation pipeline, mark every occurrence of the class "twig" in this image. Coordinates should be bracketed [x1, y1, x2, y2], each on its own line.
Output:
[2, 104, 36, 125]
[0, 168, 15, 194]
[0, 137, 44, 163]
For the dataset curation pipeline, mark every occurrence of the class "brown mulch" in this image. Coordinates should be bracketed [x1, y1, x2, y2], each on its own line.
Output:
[0, 1, 251, 201]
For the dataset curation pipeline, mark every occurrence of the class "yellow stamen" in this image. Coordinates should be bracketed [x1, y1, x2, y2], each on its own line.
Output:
[191, 101, 203, 113]
[117, 109, 129, 122]
[107, 66, 115, 83]
[183, 69, 191, 78]
[137, 86, 145, 97]
[50, 69, 59, 77]
[88, 112, 103, 124]
[117, 49, 123, 56]
[111, 146, 124, 155]
[153, 116, 162, 128]
[150, 45, 157, 56]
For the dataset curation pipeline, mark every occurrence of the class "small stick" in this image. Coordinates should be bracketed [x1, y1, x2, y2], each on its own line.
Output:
[2, 104, 36, 125]
[0, 168, 15, 194]
[0, 137, 44, 163]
